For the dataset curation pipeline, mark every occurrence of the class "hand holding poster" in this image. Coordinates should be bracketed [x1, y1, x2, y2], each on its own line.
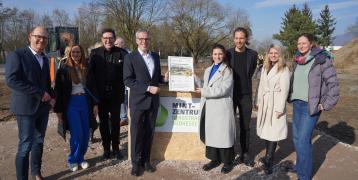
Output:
[168, 56, 195, 91]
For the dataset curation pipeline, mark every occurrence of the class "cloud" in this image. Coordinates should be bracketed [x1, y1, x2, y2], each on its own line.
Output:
[255, 0, 308, 8]
[313, 0, 358, 13]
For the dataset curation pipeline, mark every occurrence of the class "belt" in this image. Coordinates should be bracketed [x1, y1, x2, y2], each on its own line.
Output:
[72, 93, 85, 96]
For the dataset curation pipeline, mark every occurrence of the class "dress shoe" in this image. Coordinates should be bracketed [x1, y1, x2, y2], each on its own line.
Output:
[144, 162, 156, 172]
[114, 151, 124, 160]
[239, 153, 254, 167]
[221, 163, 233, 174]
[32, 173, 44, 180]
[131, 164, 140, 176]
[102, 151, 111, 160]
[202, 160, 220, 171]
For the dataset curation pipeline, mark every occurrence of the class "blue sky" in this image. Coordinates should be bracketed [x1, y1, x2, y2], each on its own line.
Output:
[3, 0, 358, 41]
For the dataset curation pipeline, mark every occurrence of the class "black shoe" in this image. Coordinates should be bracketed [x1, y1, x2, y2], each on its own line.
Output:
[202, 161, 220, 171]
[113, 151, 124, 160]
[240, 153, 254, 167]
[131, 164, 140, 176]
[102, 151, 110, 160]
[221, 163, 233, 174]
[144, 162, 156, 172]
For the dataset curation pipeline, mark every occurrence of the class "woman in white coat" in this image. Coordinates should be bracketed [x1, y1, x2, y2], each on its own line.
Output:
[256, 44, 290, 174]
[196, 44, 235, 174]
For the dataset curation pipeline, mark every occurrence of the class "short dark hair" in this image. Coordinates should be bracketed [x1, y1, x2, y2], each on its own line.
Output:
[298, 33, 316, 44]
[101, 28, 116, 38]
[233, 27, 251, 45]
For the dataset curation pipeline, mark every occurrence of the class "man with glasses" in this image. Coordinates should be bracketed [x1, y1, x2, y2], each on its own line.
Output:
[87, 28, 128, 160]
[6, 26, 55, 180]
[124, 29, 168, 176]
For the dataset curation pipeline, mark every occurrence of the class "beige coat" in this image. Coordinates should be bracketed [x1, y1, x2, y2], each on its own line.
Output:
[198, 63, 236, 148]
[256, 65, 290, 141]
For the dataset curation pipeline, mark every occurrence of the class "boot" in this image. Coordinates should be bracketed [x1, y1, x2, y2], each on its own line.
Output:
[264, 140, 277, 175]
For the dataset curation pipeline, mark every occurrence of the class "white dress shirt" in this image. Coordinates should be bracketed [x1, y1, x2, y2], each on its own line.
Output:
[138, 48, 154, 78]
[28, 46, 44, 69]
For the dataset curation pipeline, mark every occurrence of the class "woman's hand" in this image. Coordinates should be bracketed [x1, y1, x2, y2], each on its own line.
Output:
[275, 111, 284, 118]
[195, 88, 201, 93]
[318, 104, 324, 111]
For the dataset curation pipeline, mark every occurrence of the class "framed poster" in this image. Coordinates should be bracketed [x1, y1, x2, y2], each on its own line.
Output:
[168, 56, 195, 91]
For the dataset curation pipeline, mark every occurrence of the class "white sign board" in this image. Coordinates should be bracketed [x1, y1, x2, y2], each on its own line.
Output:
[155, 97, 201, 132]
[168, 56, 195, 92]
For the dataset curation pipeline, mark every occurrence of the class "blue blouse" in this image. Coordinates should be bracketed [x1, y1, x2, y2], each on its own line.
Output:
[208, 62, 222, 81]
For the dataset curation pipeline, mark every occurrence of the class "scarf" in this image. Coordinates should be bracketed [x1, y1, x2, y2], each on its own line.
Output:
[294, 47, 331, 65]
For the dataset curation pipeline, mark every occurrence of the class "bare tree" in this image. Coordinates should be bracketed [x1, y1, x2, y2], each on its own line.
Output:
[168, 0, 250, 63]
[76, 1, 102, 55]
[52, 8, 72, 26]
[0, 3, 16, 62]
[98, 0, 166, 50]
[39, 14, 53, 28]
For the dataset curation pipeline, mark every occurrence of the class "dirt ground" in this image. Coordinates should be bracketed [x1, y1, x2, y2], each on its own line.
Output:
[0, 71, 358, 180]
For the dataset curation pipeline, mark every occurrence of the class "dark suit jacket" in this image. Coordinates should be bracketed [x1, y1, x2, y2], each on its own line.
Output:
[87, 46, 128, 104]
[5, 47, 52, 115]
[227, 47, 258, 99]
[123, 50, 162, 110]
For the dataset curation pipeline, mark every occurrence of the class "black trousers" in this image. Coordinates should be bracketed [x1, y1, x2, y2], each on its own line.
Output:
[233, 94, 252, 155]
[206, 146, 234, 164]
[98, 97, 121, 153]
[130, 106, 159, 165]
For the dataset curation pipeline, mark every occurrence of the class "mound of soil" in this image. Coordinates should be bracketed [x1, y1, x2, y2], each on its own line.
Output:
[334, 38, 358, 74]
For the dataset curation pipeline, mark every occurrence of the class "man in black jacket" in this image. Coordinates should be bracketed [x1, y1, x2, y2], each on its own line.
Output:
[87, 28, 128, 160]
[227, 27, 257, 166]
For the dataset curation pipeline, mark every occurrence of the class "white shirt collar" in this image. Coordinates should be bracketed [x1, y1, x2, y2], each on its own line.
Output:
[28, 46, 46, 56]
[138, 48, 151, 56]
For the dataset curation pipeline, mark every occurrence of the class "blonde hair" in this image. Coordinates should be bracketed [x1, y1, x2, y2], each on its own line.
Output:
[263, 44, 286, 72]
[65, 45, 87, 84]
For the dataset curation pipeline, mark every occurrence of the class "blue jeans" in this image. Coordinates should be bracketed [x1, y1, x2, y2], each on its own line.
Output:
[67, 95, 90, 164]
[16, 104, 49, 180]
[292, 100, 321, 180]
[120, 89, 128, 121]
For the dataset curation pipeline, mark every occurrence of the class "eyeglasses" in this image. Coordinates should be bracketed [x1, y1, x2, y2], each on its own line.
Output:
[137, 38, 150, 41]
[102, 37, 115, 40]
[31, 34, 48, 40]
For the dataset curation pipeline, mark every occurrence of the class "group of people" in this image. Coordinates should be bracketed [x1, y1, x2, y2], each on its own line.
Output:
[5, 26, 166, 179]
[5, 25, 339, 180]
[197, 28, 339, 180]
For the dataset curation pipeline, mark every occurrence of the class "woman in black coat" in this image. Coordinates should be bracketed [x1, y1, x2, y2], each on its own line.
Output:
[54, 44, 98, 172]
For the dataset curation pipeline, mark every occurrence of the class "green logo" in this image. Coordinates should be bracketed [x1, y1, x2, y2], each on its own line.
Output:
[155, 105, 168, 127]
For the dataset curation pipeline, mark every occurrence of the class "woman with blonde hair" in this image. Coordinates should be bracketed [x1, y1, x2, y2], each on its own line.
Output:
[54, 45, 98, 171]
[256, 44, 291, 174]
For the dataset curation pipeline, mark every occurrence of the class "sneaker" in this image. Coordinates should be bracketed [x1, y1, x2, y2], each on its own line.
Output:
[69, 163, 78, 172]
[80, 161, 89, 169]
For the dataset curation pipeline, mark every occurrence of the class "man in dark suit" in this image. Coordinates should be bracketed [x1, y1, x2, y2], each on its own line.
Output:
[227, 27, 257, 166]
[5, 26, 55, 180]
[87, 28, 128, 160]
[123, 29, 167, 176]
